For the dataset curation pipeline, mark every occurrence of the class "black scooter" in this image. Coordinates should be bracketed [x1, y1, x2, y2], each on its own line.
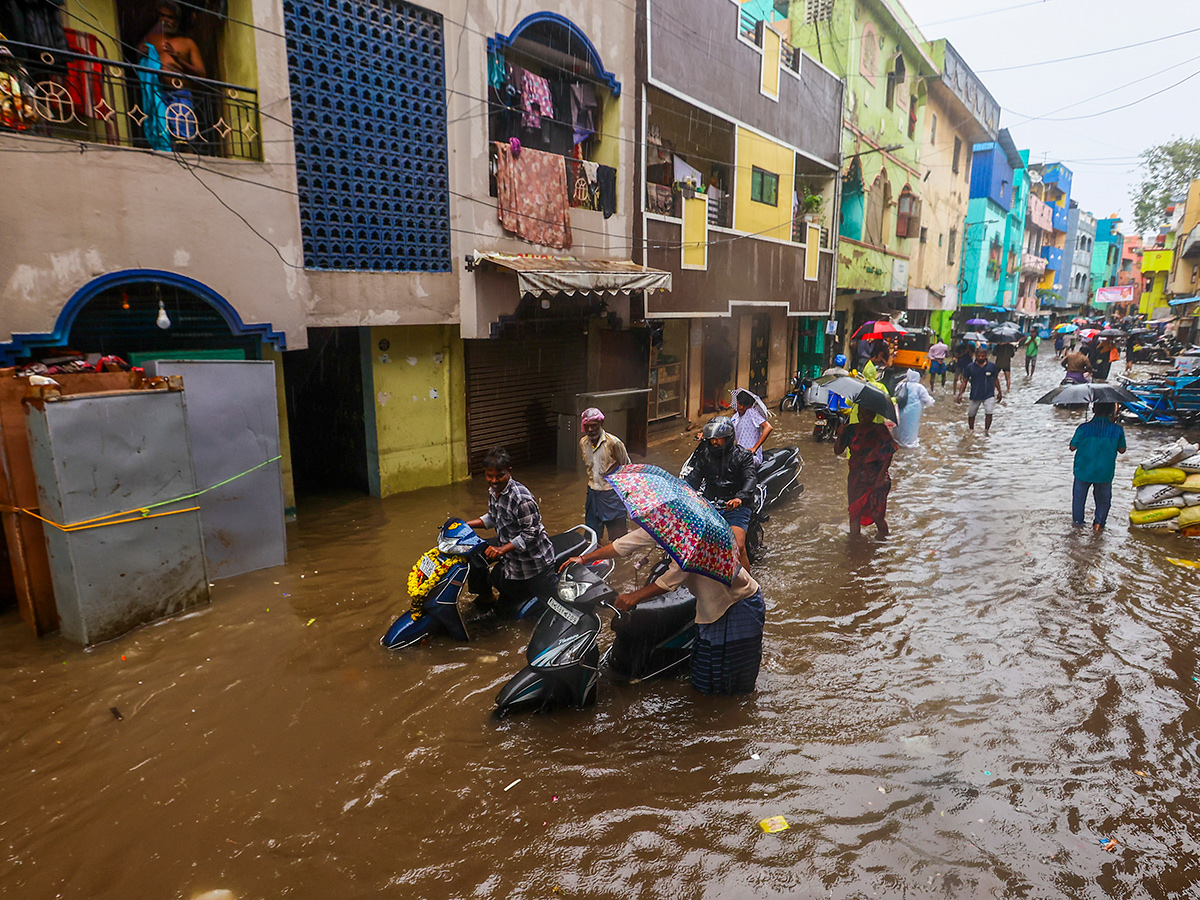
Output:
[494, 557, 696, 715]
[680, 444, 803, 562]
[812, 405, 847, 442]
[778, 372, 808, 412]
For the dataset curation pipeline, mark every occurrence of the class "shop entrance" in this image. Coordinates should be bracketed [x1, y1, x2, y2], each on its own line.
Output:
[748, 313, 770, 397]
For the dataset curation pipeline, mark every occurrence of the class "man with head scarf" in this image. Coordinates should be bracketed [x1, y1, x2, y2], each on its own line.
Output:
[579, 407, 630, 541]
[730, 389, 773, 465]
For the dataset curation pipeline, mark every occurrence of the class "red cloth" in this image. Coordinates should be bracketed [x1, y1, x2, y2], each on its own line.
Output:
[836, 423, 895, 527]
[495, 142, 572, 249]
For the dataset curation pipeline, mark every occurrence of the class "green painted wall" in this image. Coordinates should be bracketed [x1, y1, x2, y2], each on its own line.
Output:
[361, 325, 469, 497]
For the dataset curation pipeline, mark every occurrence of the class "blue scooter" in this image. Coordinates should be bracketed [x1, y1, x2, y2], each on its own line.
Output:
[381, 519, 597, 650]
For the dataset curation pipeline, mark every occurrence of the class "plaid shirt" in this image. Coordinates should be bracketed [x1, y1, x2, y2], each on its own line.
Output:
[481, 478, 555, 580]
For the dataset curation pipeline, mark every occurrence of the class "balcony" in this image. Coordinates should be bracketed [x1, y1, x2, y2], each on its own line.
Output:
[1027, 195, 1054, 232]
[1, 38, 262, 160]
[1051, 204, 1069, 233]
[1041, 246, 1063, 271]
[1021, 252, 1046, 275]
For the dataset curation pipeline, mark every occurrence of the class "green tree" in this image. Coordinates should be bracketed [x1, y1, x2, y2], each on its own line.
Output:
[1132, 137, 1200, 233]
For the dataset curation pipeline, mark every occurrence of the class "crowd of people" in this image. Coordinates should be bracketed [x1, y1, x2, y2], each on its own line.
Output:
[459, 328, 1134, 700]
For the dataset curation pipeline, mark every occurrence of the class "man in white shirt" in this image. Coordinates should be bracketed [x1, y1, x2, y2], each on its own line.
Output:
[928, 339, 949, 388]
[579, 407, 631, 541]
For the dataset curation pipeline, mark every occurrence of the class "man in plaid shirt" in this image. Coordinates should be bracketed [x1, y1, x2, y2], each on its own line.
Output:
[466, 446, 556, 611]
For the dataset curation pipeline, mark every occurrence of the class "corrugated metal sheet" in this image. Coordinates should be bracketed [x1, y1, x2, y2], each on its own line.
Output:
[465, 334, 588, 474]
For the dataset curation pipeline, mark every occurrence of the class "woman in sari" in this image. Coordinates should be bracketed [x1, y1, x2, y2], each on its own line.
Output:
[835, 406, 896, 538]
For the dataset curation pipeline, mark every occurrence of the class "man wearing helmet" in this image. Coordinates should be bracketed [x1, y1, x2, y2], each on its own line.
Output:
[684, 418, 758, 569]
[579, 407, 630, 541]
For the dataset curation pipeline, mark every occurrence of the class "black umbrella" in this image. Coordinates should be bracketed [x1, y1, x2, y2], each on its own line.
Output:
[1125, 327, 1153, 336]
[985, 322, 1024, 343]
[1097, 328, 1126, 339]
[818, 375, 898, 424]
[1036, 383, 1138, 406]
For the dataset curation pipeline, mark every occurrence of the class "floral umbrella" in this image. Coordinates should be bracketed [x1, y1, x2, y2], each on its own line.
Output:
[606, 464, 737, 585]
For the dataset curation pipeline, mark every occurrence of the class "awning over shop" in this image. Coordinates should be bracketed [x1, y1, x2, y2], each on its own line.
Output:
[957, 304, 1008, 313]
[1168, 295, 1197, 307]
[470, 252, 672, 297]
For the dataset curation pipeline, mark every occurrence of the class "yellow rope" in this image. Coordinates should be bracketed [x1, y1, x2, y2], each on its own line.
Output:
[0, 454, 281, 533]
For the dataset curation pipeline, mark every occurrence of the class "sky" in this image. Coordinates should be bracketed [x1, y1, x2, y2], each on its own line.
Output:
[899, 0, 1200, 232]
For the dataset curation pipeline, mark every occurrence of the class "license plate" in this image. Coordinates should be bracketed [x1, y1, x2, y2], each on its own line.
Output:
[548, 598, 581, 626]
[418, 554, 438, 578]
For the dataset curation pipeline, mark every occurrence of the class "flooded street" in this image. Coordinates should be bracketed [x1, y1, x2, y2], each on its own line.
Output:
[3, 350, 1200, 900]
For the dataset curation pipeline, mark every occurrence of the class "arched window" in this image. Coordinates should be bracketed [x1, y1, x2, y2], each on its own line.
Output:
[859, 23, 878, 85]
[895, 184, 918, 238]
[862, 170, 889, 246]
[885, 54, 906, 110]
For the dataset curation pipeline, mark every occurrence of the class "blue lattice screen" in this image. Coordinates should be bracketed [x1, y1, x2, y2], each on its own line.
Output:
[283, 0, 451, 271]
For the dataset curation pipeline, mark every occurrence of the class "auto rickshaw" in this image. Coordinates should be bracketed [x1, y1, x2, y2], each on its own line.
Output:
[891, 328, 932, 372]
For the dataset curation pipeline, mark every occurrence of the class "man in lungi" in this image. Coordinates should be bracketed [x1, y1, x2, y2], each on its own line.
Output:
[563, 529, 765, 695]
[579, 407, 630, 541]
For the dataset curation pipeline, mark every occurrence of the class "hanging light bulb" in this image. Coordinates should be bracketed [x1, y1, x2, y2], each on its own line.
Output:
[156, 300, 171, 330]
[120, 292, 130, 311]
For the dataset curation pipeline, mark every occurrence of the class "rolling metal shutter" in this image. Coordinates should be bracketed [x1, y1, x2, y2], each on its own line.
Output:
[464, 333, 588, 474]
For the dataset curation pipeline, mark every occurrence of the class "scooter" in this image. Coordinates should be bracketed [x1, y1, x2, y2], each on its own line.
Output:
[495, 556, 696, 715]
[494, 559, 617, 714]
[380, 518, 598, 650]
[679, 444, 803, 563]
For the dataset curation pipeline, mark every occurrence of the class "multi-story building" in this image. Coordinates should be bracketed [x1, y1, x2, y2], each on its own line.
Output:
[1028, 161, 1073, 310]
[0, 0, 670, 498]
[1119, 234, 1144, 306]
[909, 39, 998, 340]
[1167, 180, 1200, 340]
[636, 0, 843, 415]
[1090, 216, 1126, 313]
[1018, 152, 1052, 320]
[787, 0, 937, 352]
[1061, 204, 1097, 309]
[959, 129, 1025, 314]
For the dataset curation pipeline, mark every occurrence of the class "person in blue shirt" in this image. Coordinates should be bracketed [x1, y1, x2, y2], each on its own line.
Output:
[1069, 403, 1126, 532]
[954, 344, 1002, 434]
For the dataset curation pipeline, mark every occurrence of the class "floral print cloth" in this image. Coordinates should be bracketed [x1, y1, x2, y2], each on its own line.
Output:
[519, 69, 553, 130]
[606, 464, 737, 586]
[495, 141, 572, 249]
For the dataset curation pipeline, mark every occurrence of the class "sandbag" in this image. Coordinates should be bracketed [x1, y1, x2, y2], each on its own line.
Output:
[1133, 497, 1184, 511]
[1178, 524, 1200, 538]
[1130, 518, 1179, 531]
[1132, 466, 1187, 486]
[1142, 439, 1198, 470]
[1181, 473, 1200, 490]
[1177, 506, 1200, 528]
[1181, 492, 1200, 507]
[1136, 483, 1184, 503]
[1177, 454, 1200, 473]
[1129, 506, 1181, 525]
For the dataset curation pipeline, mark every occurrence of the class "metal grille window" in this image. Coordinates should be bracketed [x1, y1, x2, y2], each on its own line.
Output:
[283, 0, 451, 271]
[805, 0, 834, 24]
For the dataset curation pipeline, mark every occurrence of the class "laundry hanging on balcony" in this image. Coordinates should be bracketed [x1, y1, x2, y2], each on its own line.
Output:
[494, 141, 572, 249]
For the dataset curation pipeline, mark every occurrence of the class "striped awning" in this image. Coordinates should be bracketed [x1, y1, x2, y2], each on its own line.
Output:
[470, 252, 672, 297]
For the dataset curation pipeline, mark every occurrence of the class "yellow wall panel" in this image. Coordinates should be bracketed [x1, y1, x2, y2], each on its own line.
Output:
[733, 126, 794, 241]
[682, 195, 708, 269]
[760, 27, 781, 99]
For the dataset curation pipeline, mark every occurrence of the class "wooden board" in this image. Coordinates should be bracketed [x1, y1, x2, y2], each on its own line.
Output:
[0, 369, 142, 635]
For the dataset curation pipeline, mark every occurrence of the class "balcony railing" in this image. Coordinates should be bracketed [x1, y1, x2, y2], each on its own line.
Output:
[1, 38, 262, 161]
[1021, 252, 1047, 275]
[781, 39, 800, 72]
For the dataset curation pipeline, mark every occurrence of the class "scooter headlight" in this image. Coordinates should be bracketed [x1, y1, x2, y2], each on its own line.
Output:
[557, 580, 582, 603]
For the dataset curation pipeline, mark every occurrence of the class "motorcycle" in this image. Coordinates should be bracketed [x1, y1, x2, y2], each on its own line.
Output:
[495, 556, 697, 715]
[679, 444, 803, 563]
[778, 372, 808, 413]
[812, 404, 847, 442]
[380, 518, 598, 650]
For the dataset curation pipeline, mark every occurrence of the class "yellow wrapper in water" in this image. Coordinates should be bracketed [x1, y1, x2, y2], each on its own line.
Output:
[759, 816, 790, 833]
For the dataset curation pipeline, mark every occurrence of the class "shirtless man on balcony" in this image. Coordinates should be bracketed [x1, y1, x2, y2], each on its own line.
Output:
[141, 2, 205, 141]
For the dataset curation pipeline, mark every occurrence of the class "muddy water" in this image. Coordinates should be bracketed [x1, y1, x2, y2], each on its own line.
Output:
[3, 351, 1200, 900]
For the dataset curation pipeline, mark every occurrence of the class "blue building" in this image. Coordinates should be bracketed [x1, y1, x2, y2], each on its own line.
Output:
[959, 129, 1026, 315]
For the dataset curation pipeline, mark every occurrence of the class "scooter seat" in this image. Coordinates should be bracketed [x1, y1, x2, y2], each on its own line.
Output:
[550, 530, 590, 566]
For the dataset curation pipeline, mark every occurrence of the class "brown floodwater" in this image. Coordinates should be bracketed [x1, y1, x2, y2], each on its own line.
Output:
[3, 351, 1200, 900]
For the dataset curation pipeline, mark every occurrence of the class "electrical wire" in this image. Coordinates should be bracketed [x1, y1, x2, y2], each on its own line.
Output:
[977, 25, 1200, 73]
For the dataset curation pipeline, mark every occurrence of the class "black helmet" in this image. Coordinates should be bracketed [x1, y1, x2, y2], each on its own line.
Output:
[701, 417, 735, 440]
